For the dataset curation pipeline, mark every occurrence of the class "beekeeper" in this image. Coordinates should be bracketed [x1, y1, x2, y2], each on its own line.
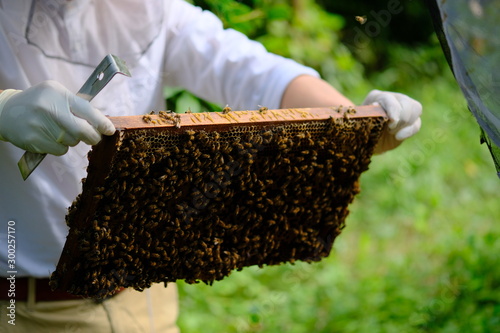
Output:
[0, 1, 421, 332]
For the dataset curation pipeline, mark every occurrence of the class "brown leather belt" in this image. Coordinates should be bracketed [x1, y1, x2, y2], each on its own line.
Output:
[0, 277, 122, 302]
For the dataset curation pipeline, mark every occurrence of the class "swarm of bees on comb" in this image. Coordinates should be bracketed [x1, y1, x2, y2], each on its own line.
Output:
[50, 106, 387, 299]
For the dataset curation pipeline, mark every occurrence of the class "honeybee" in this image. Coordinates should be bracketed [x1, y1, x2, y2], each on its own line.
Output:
[80, 239, 90, 250]
[119, 170, 130, 178]
[222, 104, 232, 114]
[171, 114, 180, 128]
[355, 15, 367, 25]
[73, 262, 81, 271]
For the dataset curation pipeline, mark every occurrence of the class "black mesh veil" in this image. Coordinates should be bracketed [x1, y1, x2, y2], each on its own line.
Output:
[425, 0, 500, 178]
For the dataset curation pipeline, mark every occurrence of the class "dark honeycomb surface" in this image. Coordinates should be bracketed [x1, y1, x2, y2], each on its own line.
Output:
[50, 110, 386, 299]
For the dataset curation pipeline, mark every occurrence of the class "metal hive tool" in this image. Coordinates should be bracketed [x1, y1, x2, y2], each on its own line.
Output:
[17, 54, 131, 180]
[50, 105, 387, 299]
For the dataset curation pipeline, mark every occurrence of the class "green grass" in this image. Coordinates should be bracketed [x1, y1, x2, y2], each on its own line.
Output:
[176, 68, 500, 332]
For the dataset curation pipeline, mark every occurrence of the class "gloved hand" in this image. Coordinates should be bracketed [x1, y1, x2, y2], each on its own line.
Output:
[0, 81, 115, 155]
[363, 89, 422, 154]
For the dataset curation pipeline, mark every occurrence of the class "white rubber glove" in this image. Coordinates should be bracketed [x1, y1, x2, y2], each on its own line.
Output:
[0, 81, 115, 155]
[363, 89, 422, 154]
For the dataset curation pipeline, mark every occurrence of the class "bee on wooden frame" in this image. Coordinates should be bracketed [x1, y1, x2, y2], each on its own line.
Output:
[222, 104, 232, 114]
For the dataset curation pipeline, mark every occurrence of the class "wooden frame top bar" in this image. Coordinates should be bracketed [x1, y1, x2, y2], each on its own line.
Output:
[109, 105, 387, 130]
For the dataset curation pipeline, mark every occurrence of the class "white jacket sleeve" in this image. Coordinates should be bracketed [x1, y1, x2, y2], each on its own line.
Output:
[163, 0, 319, 110]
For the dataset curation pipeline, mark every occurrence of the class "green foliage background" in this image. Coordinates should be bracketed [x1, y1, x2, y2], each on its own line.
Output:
[173, 1, 500, 332]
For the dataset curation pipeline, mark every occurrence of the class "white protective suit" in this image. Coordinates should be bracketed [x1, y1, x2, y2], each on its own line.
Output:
[0, 0, 319, 278]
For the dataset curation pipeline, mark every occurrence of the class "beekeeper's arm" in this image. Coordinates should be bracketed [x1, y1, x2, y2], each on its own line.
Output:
[281, 74, 422, 154]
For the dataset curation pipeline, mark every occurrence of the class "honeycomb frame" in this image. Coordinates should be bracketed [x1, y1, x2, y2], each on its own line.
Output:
[50, 105, 387, 299]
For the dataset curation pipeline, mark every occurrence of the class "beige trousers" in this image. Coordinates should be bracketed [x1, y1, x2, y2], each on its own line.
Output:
[0, 282, 179, 333]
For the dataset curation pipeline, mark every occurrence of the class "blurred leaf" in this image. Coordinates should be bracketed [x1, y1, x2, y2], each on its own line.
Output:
[266, 4, 291, 20]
